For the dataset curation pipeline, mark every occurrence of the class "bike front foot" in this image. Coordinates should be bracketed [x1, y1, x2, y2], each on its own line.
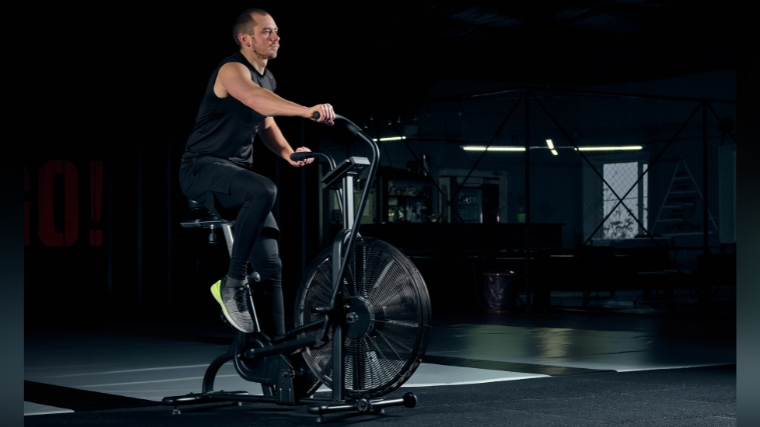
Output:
[307, 392, 417, 423]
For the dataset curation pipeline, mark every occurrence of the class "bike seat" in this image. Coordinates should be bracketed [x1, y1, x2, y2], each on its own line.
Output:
[186, 197, 236, 223]
[181, 198, 227, 231]
[187, 198, 222, 220]
[187, 198, 210, 213]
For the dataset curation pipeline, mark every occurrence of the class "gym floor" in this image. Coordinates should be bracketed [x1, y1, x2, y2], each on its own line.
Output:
[24, 293, 736, 426]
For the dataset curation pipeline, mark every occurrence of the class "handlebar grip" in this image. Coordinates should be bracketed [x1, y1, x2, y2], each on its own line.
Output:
[291, 152, 316, 161]
[310, 112, 360, 136]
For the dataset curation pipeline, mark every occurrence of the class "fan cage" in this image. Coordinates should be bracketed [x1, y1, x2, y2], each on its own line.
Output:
[295, 237, 431, 398]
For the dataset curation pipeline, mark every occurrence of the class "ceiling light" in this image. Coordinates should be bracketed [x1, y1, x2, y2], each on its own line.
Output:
[461, 144, 643, 152]
[574, 146, 643, 151]
[462, 146, 525, 152]
[546, 139, 558, 156]
[373, 136, 407, 142]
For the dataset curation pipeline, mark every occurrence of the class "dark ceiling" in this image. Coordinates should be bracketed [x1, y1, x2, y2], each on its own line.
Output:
[287, 0, 738, 81]
[263, 0, 740, 111]
[44, 1, 743, 146]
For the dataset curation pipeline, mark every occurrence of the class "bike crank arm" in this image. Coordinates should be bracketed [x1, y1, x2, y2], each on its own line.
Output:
[270, 318, 325, 345]
[243, 336, 321, 359]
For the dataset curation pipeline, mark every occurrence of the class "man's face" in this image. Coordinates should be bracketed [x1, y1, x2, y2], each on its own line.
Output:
[249, 13, 280, 60]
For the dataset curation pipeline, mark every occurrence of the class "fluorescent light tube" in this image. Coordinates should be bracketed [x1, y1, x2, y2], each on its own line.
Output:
[546, 139, 558, 155]
[372, 136, 407, 142]
[461, 146, 526, 151]
[575, 146, 643, 151]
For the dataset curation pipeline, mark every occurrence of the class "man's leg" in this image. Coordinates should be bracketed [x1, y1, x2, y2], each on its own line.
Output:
[249, 230, 285, 338]
[210, 170, 277, 333]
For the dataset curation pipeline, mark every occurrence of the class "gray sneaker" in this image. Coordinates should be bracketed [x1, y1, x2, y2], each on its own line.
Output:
[210, 277, 254, 333]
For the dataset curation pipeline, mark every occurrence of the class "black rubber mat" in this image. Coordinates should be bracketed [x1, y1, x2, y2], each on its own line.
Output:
[24, 365, 736, 426]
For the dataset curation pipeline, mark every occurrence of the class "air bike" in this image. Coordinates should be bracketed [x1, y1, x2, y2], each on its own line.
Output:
[162, 114, 432, 422]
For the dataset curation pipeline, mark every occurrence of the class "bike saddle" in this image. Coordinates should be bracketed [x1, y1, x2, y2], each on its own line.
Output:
[187, 198, 212, 214]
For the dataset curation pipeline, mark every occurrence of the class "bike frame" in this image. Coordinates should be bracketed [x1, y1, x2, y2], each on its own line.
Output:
[164, 115, 417, 421]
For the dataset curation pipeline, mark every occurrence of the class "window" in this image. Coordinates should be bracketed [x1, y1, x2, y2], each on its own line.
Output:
[601, 162, 648, 239]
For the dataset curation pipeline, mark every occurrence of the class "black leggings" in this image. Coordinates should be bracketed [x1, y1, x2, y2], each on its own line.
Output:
[247, 234, 285, 337]
[213, 170, 276, 280]
[213, 170, 285, 337]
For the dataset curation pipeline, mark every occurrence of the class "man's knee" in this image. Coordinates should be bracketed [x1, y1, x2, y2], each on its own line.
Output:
[259, 178, 277, 205]
[244, 175, 277, 206]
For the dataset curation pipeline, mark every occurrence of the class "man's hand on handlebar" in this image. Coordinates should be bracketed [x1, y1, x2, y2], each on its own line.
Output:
[308, 104, 335, 126]
[291, 146, 315, 167]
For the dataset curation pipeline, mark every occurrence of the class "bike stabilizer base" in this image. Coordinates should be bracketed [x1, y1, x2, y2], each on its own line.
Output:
[308, 392, 418, 423]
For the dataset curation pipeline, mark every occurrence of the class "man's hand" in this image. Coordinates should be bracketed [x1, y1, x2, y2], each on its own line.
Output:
[291, 146, 315, 167]
[308, 104, 335, 126]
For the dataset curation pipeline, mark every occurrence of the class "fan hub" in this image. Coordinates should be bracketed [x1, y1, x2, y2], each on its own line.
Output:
[344, 297, 375, 339]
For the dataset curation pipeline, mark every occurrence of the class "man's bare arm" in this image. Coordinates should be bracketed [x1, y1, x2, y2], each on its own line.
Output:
[216, 62, 334, 124]
[258, 117, 313, 167]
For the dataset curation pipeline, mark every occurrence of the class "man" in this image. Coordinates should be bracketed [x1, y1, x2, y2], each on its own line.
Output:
[179, 8, 335, 335]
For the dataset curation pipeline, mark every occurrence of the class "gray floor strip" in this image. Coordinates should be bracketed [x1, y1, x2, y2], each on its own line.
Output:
[24, 381, 162, 412]
[422, 355, 616, 376]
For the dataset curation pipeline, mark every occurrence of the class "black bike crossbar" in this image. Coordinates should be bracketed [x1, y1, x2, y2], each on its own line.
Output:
[271, 318, 325, 345]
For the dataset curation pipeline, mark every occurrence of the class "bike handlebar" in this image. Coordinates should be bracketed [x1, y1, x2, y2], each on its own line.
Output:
[290, 152, 315, 162]
[290, 113, 373, 165]
[311, 111, 360, 135]
[313, 112, 365, 135]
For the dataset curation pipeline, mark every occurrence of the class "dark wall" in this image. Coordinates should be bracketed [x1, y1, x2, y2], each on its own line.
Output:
[23, 4, 738, 326]
[24, 4, 329, 325]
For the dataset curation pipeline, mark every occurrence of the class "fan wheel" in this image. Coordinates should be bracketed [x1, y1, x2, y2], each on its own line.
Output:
[294, 237, 431, 399]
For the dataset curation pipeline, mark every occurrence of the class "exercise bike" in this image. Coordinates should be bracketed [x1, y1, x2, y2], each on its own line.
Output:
[162, 114, 432, 422]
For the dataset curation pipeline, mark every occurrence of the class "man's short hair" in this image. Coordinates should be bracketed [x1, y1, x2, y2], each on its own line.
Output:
[232, 8, 270, 47]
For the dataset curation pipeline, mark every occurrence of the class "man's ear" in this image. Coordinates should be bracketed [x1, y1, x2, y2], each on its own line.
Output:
[238, 33, 250, 48]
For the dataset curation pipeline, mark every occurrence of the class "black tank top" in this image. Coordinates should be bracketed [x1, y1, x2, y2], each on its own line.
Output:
[181, 52, 277, 169]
